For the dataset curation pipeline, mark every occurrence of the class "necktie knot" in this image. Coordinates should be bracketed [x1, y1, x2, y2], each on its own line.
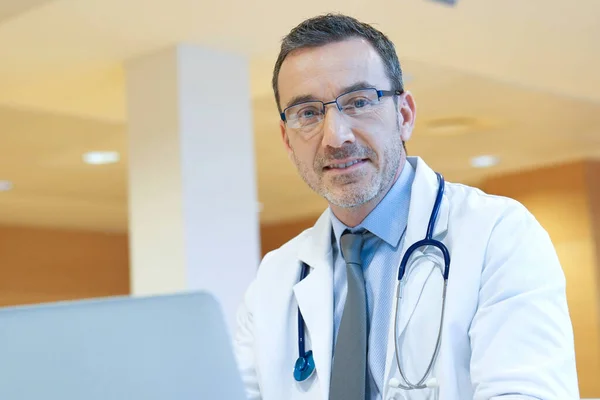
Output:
[340, 230, 366, 266]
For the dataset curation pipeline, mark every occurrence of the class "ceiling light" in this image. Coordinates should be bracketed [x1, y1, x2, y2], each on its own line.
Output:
[83, 151, 120, 165]
[428, 0, 458, 5]
[470, 155, 499, 169]
[424, 117, 480, 137]
[0, 181, 12, 192]
[0, 180, 13, 192]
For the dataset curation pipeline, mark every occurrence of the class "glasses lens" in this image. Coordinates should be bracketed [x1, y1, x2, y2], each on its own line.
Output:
[338, 89, 379, 116]
[285, 102, 324, 129]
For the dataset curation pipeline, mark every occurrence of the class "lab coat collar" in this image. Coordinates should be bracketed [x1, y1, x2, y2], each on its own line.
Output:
[395, 155, 450, 335]
[297, 209, 333, 271]
[294, 209, 334, 400]
[405, 156, 449, 240]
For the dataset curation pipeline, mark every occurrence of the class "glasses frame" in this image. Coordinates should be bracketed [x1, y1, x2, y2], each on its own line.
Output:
[280, 88, 404, 124]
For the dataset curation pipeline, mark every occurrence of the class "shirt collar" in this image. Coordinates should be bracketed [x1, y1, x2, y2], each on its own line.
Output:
[330, 159, 415, 249]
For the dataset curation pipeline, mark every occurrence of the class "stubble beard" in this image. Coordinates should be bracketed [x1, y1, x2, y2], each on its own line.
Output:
[291, 135, 403, 209]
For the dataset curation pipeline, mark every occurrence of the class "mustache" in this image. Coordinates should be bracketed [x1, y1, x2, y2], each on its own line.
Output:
[315, 144, 376, 168]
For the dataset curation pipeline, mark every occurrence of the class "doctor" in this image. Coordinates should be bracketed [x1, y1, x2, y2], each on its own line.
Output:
[234, 13, 579, 400]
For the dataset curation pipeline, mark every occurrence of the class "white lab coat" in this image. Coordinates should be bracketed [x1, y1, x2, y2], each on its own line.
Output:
[234, 156, 580, 400]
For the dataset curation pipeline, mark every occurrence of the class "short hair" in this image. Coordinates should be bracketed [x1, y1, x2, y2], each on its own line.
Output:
[272, 13, 404, 113]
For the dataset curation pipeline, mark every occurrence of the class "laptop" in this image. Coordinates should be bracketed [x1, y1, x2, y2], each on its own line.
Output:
[0, 291, 248, 400]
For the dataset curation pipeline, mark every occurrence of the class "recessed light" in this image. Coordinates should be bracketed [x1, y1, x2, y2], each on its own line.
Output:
[423, 116, 501, 137]
[425, 117, 479, 136]
[470, 155, 499, 168]
[0, 180, 13, 192]
[83, 151, 120, 165]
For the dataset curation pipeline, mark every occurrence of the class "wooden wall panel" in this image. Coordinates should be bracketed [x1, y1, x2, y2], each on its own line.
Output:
[0, 225, 129, 307]
[586, 160, 600, 297]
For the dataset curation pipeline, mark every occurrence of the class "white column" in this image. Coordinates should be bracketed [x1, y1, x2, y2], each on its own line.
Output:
[125, 44, 260, 333]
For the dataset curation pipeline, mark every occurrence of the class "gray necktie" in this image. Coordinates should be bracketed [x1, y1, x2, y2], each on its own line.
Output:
[329, 231, 367, 400]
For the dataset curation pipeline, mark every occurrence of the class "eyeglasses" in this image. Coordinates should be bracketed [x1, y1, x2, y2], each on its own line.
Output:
[280, 88, 403, 135]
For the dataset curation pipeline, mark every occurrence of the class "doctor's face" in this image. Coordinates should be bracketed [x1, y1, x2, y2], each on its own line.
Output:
[277, 38, 415, 209]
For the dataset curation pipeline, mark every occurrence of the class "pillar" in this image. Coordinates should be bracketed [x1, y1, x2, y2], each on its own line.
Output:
[125, 44, 260, 333]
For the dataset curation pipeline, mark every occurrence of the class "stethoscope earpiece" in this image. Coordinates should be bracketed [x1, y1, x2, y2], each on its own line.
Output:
[293, 350, 315, 381]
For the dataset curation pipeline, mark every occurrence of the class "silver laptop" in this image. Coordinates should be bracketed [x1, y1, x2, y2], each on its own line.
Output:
[0, 291, 247, 400]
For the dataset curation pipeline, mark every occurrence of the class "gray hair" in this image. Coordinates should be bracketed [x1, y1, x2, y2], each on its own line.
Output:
[272, 13, 404, 113]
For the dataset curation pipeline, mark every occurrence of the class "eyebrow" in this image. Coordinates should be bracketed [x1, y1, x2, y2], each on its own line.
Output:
[283, 81, 378, 109]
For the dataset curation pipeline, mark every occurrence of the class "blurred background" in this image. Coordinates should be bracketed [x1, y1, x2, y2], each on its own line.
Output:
[0, 0, 599, 396]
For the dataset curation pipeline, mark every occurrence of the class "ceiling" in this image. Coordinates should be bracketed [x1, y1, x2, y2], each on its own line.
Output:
[0, 0, 599, 232]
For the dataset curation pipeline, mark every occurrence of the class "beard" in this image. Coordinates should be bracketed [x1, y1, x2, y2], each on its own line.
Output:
[291, 133, 403, 209]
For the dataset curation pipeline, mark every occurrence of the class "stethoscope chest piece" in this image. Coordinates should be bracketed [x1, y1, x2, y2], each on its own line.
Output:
[293, 350, 315, 382]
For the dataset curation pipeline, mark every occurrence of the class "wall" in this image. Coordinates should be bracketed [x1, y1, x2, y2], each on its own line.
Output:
[0, 218, 308, 310]
[0, 225, 129, 307]
[482, 160, 600, 397]
[586, 161, 600, 294]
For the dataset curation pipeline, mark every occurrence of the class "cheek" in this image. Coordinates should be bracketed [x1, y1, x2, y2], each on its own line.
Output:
[355, 108, 398, 137]
[371, 107, 390, 125]
[289, 136, 319, 165]
[353, 126, 399, 164]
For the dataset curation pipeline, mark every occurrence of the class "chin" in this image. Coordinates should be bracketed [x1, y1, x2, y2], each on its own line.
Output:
[324, 186, 379, 209]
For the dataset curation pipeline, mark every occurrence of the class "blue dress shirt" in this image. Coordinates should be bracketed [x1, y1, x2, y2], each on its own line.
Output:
[330, 160, 415, 400]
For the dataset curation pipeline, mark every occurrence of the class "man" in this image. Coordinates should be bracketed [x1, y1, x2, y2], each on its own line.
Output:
[234, 13, 579, 400]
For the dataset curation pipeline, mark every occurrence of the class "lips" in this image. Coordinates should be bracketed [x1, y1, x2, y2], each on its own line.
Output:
[329, 159, 361, 169]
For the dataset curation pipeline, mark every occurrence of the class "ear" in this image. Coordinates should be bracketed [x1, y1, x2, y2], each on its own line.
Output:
[280, 120, 294, 159]
[397, 91, 417, 142]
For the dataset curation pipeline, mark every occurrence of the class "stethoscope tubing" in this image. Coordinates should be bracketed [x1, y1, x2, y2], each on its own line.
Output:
[393, 173, 450, 389]
[294, 172, 450, 388]
[393, 278, 448, 389]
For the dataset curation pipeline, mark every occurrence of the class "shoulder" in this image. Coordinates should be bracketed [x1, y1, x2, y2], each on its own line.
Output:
[443, 180, 552, 262]
[258, 228, 311, 274]
[256, 208, 329, 280]
[241, 209, 331, 312]
[238, 228, 308, 312]
[258, 208, 332, 273]
[445, 180, 537, 227]
[444, 180, 557, 275]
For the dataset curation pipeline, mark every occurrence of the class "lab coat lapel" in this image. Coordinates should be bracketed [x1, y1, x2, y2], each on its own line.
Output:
[384, 157, 450, 384]
[293, 210, 334, 400]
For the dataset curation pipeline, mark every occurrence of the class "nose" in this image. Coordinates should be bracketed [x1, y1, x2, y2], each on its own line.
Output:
[321, 105, 355, 148]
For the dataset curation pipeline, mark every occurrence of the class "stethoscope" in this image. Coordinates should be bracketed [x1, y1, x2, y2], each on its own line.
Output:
[293, 172, 451, 390]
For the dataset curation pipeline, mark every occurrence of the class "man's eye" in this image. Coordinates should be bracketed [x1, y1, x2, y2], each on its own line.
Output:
[353, 98, 368, 108]
[298, 107, 320, 119]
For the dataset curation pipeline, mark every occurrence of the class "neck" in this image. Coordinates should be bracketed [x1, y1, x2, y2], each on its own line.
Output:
[330, 155, 407, 228]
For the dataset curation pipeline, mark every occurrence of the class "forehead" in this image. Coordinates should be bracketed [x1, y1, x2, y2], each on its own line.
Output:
[278, 38, 389, 105]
